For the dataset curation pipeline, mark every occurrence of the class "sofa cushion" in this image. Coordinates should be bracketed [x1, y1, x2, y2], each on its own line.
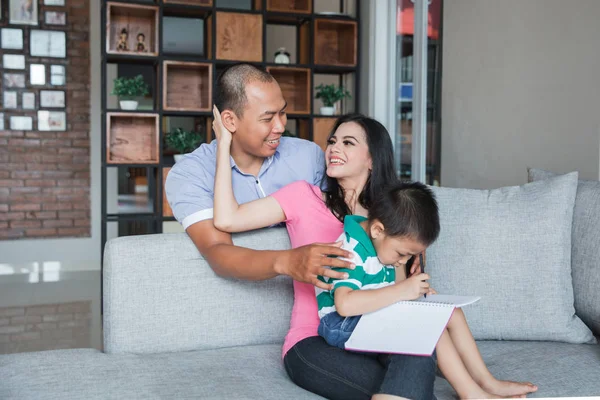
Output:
[427, 172, 595, 343]
[434, 340, 600, 398]
[0, 346, 323, 400]
[103, 228, 295, 354]
[528, 168, 600, 336]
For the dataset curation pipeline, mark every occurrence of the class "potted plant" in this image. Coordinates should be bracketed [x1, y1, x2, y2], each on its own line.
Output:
[315, 84, 351, 115]
[111, 75, 150, 110]
[165, 127, 205, 162]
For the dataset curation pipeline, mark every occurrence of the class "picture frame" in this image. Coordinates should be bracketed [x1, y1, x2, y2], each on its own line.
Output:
[9, 0, 38, 25]
[45, 10, 65, 25]
[1, 28, 24, 50]
[2, 54, 26, 69]
[30, 30, 66, 58]
[50, 65, 66, 85]
[10, 116, 33, 131]
[3, 91, 18, 109]
[30, 64, 46, 85]
[40, 90, 65, 108]
[3, 72, 26, 88]
[22, 92, 35, 109]
[43, 0, 65, 5]
[38, 110, 66, 131]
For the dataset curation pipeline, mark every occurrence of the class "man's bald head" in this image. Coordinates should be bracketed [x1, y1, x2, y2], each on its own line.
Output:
[214, 63, 275, 118]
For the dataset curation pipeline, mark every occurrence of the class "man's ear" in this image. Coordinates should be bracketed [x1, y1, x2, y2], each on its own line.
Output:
[370, 220, 385, 239]
[220, 110, 238, 133]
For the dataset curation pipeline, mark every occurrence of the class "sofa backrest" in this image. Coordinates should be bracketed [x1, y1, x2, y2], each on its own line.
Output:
[103, 227, 294, 354]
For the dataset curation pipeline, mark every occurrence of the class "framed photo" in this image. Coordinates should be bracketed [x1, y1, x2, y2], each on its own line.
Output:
[3, 72, 25, 88]
[50, 65, 66, 85]
[30, 64, 46, 85]
[22, 92, 35, 109]
[1, 28, 24, 50]
[9, 0, 38, 25]
[40, 90, 65, 108]
[30, 30, 66, 58]
[3, 54, 25, 69]
[10, 116, 33, 131]
[3, 91, 18, 109]
[45, 11, 65, 25]
[43, 0, 65, 5]
[38, 110, 66, 131]
[0, 114, 4, 131]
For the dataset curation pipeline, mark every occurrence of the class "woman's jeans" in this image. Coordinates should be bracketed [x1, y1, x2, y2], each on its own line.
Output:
[284, 334, 438, 400]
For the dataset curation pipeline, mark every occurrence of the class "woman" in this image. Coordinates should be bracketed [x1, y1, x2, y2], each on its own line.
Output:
[211, 108, 535, 400]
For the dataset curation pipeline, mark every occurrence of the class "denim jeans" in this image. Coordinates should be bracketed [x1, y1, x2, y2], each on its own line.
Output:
[284, 335, 438, 400]
[318, 311, 361, 349]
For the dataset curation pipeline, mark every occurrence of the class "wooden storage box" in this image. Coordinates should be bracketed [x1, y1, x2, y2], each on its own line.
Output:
[163, 61, 212, 112]
[267, 0, 311, 13]
[216, 12, 263, 62]
[107, 113, 160, 164]
[314, 19, 357, 66]
[162, 167, 173, 217]
[107, 2, 159, 57]
[267, 67, 310, 114]
[313, 117, 337, 150]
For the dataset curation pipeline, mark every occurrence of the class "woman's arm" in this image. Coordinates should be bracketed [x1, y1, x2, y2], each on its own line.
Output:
[212, 106, 285, 233]
[334, 272, 432, 317]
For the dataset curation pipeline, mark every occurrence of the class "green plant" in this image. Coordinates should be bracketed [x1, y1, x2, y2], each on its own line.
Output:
[111, 75, 150, 99]
[315, 84, 351, 107]
[165, 127, 205, 154]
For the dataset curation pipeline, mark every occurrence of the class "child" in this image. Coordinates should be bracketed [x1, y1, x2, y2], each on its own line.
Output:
[317, 181, 538, 399]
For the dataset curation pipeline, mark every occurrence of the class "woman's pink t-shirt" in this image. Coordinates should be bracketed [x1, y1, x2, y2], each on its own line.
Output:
[271, 180, 343, 357]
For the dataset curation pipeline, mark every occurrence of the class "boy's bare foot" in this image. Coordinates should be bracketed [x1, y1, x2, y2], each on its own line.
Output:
[482, 379, 537, 397]
[460, 388, 501, 399]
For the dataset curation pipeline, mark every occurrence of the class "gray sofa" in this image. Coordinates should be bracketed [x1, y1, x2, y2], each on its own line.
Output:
[1, 227, 599, 399]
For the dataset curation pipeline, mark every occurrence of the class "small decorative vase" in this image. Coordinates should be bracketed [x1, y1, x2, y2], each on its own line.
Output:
[119, 100, 138, 110]
[320, 106, 335, 116]
[174, 154, 189, 163]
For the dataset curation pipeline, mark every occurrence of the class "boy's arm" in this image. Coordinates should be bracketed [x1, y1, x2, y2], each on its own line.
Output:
[186, 220, 354, 288]
[334, 273, 433, 317]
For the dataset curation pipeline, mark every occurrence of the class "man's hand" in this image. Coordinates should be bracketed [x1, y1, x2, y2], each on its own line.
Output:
[275, 242, 355, 290]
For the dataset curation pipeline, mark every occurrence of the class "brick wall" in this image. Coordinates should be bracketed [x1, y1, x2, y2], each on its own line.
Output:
[0, 0, 91, 240]
[0, 301, 92, 354]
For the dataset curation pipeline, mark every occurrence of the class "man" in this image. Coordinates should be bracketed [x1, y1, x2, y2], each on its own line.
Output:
[166, 63, 352, 287]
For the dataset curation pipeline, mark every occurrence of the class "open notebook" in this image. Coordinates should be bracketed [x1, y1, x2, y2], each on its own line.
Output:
[345, 295, 480, 356]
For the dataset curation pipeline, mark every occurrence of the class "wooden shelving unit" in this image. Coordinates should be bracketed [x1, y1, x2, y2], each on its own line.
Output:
[163, 61, 212, 112]
[101, 0, 361, 253]
[106, 113, 160, 164]
[106, 2, 159, 57]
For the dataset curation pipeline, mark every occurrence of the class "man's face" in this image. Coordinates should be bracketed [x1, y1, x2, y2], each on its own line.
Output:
[233, 80, 287, 158]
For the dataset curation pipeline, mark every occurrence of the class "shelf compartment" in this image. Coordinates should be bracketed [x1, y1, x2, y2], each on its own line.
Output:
[107, 112, 160, 164]
[107, 2, 159, 57]
[313, 117, 337, 151]
[215, 12, 263, 62]
[162, 167, 173, 217]
[164, 0, 212, 6]
[267, 0, 311, 14]
[267, 66, 310, 114]
[314, 19, 357, 67]
[163, 61, 212, 112]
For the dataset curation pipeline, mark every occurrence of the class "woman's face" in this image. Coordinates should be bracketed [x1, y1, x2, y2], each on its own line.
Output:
[325, 121, 372, 181]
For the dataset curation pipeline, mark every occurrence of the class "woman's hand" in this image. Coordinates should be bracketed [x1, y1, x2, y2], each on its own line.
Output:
[212, 105, 233, 144]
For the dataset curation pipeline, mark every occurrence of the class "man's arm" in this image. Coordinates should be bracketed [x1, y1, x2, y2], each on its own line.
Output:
[187, 220, 355, 288]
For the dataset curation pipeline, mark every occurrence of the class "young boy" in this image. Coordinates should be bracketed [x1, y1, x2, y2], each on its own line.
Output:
[316, 181, 538, 399]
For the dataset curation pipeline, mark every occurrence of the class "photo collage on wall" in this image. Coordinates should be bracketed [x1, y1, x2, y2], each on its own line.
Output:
[0, 0, 67, 131]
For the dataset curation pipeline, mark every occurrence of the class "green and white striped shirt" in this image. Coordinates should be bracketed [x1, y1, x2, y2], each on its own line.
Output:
[316, 215, 396, 319]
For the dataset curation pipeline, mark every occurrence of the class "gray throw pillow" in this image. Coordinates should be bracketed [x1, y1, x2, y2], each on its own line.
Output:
[427, 172, 595, 343]
[528, 168, 600, 336]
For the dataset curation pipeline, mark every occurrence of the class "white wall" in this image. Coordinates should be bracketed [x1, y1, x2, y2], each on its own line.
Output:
[0, 0, 102, 266]
[441, 0, 600, 189]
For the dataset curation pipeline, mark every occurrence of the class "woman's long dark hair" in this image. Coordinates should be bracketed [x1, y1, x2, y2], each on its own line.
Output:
[321, 114, 398, 222]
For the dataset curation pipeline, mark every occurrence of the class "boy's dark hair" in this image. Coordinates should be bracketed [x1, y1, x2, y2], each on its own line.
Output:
[214, 63, 274, 118]
[369, 181, 440, 246]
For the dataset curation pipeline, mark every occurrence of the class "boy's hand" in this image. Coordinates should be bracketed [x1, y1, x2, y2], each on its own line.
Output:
[408, 252, 425, 276]
[395, 272, 430, 300]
